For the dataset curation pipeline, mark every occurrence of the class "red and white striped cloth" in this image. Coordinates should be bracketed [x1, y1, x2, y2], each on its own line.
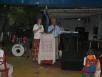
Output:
[38, 33, 55, 64]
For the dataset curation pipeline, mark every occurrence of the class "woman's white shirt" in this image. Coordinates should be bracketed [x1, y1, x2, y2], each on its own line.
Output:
[33, 24, 44, 39]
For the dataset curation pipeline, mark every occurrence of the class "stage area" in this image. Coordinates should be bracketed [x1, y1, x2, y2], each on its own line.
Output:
[7, 57, 81, 77]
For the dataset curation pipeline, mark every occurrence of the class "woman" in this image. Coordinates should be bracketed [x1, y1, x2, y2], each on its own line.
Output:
[48, 16, 61, 59]
[32, 18, 44, 61]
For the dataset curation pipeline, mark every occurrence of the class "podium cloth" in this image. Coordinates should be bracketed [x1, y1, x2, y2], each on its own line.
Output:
[38, 33, 55, 64]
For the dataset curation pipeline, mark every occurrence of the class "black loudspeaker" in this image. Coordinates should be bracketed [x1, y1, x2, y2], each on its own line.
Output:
[60, 33, 83, 70]
[78, 32, 89, 58]
[62, 33, 78, 57]
[61, 58, 83, 70]
[78, 41, 89, 58]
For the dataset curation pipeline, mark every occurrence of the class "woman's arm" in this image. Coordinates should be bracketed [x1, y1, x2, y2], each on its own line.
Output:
[33, 24, 42, 33]
[39, 25, 44, 32]
[83, 57, 86, 66]
[48, 26, 54, 33]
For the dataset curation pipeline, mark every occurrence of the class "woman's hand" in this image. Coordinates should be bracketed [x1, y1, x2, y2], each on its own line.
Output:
[34, 26, 42, 33]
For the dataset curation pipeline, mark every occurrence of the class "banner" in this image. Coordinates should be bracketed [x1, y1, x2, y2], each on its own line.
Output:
[38, 33, 55, 64]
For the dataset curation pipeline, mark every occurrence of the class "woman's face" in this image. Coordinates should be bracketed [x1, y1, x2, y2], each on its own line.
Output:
[51, 18, 56, 26]
[37, 18, 42, 25]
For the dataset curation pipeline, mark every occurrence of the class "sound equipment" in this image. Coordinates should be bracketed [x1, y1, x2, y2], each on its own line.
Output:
[78, 41, 89, 58]
[61, 32, 78, 57]
[12, 44, 25, 57]
[60, 32, 83, 70]
[78, 32, 89, 57]
[61, 58, 83, 70]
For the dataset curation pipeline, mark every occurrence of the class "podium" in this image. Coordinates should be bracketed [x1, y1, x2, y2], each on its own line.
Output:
[38, 33, 55, 64]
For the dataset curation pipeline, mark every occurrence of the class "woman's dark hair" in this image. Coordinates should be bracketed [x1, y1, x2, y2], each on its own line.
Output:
[36, 17, 42, 23]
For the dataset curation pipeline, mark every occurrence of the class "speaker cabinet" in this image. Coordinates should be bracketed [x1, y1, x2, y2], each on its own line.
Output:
[60, 33, 83, 70]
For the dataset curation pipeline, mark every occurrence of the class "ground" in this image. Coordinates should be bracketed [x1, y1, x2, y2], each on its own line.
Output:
[7, 57, 81, 77]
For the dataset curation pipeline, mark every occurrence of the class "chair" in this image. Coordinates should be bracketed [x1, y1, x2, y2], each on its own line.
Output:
[0, 48, 8, 77]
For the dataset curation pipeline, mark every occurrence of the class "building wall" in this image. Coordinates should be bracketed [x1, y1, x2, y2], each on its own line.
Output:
[57, 15, 101, 40]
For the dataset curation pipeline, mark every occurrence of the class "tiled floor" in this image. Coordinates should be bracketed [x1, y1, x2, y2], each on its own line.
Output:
[7, 57, 81, 77]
